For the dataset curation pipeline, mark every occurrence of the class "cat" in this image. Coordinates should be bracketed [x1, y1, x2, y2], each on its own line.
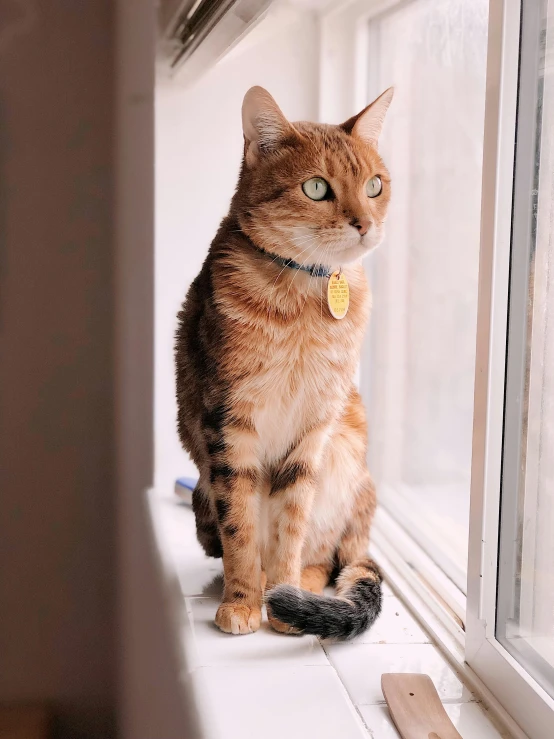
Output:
[175, 85, 393, 639]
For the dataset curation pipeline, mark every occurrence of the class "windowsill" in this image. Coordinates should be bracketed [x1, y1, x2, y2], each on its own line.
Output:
[147, 488, 506, 738]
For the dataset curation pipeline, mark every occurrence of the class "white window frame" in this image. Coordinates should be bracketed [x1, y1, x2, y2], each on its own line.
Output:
[467, 1, 554, 736]
[320, 0, 554, 736]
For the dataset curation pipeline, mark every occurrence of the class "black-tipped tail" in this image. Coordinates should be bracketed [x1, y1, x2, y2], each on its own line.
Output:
[266, 560, 382, 640]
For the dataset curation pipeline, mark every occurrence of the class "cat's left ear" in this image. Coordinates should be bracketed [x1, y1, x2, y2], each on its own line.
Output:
[242, 86, 297, 165]
[341, 87, 394, 147]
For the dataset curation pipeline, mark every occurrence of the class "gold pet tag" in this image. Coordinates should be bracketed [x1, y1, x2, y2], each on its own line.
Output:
[327, 270, 349, 319]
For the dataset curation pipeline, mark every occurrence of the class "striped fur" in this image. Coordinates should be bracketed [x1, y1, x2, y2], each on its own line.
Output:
[175, 87, 392, 638]
[267, 559, 382, 639]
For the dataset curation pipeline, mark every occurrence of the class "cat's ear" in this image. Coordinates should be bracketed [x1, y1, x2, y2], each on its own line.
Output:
[242, 86, 296, 164]
[341, 87, 394, 147]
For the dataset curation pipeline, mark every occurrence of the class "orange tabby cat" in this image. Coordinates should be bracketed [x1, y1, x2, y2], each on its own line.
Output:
[175, 86, 393, 638]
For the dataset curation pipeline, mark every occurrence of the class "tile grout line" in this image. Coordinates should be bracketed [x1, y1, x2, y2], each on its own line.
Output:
[319, 638, 375, 737]
[354, 705, 376, 738]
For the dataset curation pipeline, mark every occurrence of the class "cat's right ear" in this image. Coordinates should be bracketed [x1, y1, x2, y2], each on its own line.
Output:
[341, 87, 394, 147]
[242, 86, 295, 165]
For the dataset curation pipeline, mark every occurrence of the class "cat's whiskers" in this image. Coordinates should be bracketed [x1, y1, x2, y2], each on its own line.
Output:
[270, 238, 320, 319]
[320, 242, 333, 324]
[300, 239, 335, 326]
[283, 241, 321, 309]
[286, 234, 322, 253]
[289, 241, 326, 327]
[236, 229, 325, 321]
[285, 235, 335, 324]
[302, 271, 317, 317]
[320, 257, 323, 323]
[229, 225, 295, 267]
[267, 238, 317, 289]
[266, 237, 321, 317]
[288, 233, 326, 262]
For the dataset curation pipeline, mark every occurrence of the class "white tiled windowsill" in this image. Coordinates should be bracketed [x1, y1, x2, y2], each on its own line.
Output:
[148, 490, 508, 739]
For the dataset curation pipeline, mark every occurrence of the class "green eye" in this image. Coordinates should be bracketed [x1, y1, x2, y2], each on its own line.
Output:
[366, 176, 382, 198]
[302, 177, 329, 201]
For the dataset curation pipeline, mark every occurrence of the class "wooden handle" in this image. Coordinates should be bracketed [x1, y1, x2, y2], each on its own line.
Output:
[381, 673, 463, 739]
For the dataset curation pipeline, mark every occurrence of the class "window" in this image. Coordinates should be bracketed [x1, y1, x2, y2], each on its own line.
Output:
[362, 0, 489, 592]
[324, 0, 554, 735]
[496, 0, 554, 701]
[466, 0, 554, 735]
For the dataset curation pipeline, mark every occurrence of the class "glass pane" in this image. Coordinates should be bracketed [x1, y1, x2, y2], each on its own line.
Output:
[363, 0, 488, 590]
[496, 0, 554, 697]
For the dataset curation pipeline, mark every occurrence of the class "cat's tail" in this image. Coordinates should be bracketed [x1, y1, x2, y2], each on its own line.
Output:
[266, 558, 382, 640]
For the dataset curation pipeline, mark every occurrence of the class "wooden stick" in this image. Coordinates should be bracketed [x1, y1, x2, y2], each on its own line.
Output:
[381, 673, 463, 739]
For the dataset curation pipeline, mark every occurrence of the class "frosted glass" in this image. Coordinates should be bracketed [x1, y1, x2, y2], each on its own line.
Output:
[363, 0, 488, 588]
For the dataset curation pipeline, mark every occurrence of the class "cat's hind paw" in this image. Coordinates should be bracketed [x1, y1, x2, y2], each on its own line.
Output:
[215, 603, 261, 635]
[267, 613, 301, 635]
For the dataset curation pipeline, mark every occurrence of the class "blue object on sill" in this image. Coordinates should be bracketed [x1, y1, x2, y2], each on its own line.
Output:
[175, 476, 198, 505]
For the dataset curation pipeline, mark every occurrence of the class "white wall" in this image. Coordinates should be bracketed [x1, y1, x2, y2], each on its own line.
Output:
[155, 7, 320, 492]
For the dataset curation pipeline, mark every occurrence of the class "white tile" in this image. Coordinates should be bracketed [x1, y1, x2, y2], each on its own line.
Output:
[444, 703, 505, 738]
[153, 494, 486, 737]
[177, 558, 224, 598]
[347, 597, 430, 645]
[187, 597, 329, 667]
[155, 494, 225, 596]
[357, 702, 504, 738]
[381, 580, 396, 598]
[325, 643, 473, 705]
[196, 666, 369, 739]
[356, 705, 399, 738]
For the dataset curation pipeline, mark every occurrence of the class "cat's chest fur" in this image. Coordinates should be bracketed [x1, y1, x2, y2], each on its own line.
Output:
[251, 342, 332, 462]
[246, 308, 361, 464]
[219, 259, 370, 464]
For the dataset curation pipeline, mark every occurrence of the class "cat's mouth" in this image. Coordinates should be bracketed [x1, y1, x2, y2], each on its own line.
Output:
[278, 225, 383, 268]
[317, 230, 383, 265]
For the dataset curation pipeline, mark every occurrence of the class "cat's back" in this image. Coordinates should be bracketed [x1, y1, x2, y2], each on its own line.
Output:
[175, 247, 221, 458]
[175, 219, 253, 444]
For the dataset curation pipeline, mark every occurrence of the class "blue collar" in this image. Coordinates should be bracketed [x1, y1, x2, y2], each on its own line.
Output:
[253, 244, 332, 278]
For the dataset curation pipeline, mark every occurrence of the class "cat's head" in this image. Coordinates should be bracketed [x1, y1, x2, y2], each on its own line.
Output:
[235, 86, 393, 268]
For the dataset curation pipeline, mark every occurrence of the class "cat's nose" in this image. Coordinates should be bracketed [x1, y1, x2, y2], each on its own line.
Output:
[352, 216, 371, 236]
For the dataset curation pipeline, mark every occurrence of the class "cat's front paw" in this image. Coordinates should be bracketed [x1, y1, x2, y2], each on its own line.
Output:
[215, 603, 261, 635]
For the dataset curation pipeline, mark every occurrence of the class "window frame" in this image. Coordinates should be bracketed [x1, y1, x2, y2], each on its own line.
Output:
[466, 1, 554, 735]
[494, 0, 554, 698]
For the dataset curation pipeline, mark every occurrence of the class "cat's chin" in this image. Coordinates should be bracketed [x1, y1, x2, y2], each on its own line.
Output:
[327, 240, 381, 267]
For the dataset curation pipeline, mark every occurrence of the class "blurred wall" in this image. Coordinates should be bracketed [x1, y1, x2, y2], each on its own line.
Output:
[155, 7, 320, 492]
[0, 2, 116, 736]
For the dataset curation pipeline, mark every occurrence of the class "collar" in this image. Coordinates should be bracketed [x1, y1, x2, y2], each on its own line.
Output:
[252, 243, 332, 278]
